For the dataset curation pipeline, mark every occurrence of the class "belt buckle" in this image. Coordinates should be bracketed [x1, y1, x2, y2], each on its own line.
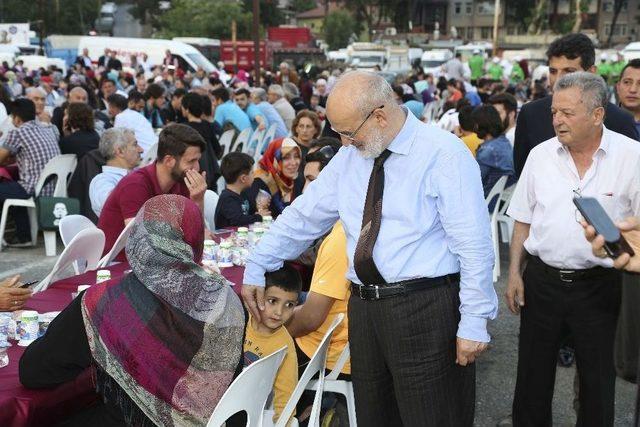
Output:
[559, 270, 574, 283]
[358, 284, 380, 300]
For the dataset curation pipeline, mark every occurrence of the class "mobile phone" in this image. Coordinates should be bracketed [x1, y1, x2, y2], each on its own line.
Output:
[20, 280, 38, 289]
[573, 197, 635, 258]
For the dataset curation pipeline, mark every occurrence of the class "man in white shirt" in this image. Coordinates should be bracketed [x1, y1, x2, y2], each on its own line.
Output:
[267, 84, 295, 131]
[89, 128, 143, 217]
[108, 93, 157, 155]
[506, 72, 640, 426]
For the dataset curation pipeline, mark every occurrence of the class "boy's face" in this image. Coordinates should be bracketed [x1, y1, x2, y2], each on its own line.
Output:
[262, 286, 298, 331]
[238, 171, 254, 189]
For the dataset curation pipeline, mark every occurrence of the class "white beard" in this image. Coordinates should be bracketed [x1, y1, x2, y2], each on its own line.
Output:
[356, 132, 387, 159]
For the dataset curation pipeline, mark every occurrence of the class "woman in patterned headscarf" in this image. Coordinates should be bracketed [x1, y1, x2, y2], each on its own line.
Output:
[20, 194, 245, 426]
[247, 137, 303, 218]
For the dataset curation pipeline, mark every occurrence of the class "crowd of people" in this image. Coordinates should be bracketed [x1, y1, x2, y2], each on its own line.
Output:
[0, 31, 639, 427]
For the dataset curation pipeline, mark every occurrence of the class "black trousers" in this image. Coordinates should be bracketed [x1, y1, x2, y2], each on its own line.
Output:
[348, 281, 475, 427]
[513, 257, 622, 427]
[0, 181, 30, 240]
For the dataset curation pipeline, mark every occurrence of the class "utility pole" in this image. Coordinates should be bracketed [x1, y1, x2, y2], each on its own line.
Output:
[492, 0, 500, 57]
[253, 0, 260, 85]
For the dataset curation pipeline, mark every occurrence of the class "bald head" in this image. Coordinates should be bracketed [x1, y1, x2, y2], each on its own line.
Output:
[327, 71, 394, 118]
[68, 87, 88, 104]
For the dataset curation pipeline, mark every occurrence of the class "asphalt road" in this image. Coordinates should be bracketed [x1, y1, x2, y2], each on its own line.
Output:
[0, 239, 636, 426]
[112, 4, 144, 38]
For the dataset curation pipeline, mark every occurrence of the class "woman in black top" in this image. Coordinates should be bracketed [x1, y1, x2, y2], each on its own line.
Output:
[59, 103, 100, 160]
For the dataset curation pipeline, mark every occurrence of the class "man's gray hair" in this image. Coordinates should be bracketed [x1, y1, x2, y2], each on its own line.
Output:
[252, 87, 267, 102]
[282, 82, 299, 101]
[268, 84, 285, 99]
[554, 71, 608, 112]
[25, 87, 46, 97]
[99, 127, 135, 160]
[337, 70, 395, 117]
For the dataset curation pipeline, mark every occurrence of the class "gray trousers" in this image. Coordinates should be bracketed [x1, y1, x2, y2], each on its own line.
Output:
[348, 281, 476, 427]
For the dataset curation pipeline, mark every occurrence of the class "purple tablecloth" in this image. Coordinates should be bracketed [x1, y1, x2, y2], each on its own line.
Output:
[0, 262, 245, 427]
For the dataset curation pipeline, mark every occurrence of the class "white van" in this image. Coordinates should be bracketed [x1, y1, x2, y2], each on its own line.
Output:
[77, 36, 219, 74]
[421, 49, 453, 76]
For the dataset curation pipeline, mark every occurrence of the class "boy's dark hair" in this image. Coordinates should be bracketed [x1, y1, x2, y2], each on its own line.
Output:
[620, 58, 640, 80]
[144, 83, 165, 100]
[221, 152, 254, 183]
[471, 105, 504, 139]
[305, 145, 337, 171]
[100, 77, 115, 88]
[210, 86, 230, 102]
[457, 105, 476, 133]
[546, 33, 595, 70]
[265, 264, 302, 294]
[234, 88, 251, 97]
[488, 92, 518, 115]
[310, 136, 341, 153]
[127, 90, 144, 104]
[108, 93, 128, 111]
[157, 123, 206, 160]
[173, 88, 187, 99]
[181, 92, 204, 117]
[201, 94, 212, 116]
[11, 98, 36, 122]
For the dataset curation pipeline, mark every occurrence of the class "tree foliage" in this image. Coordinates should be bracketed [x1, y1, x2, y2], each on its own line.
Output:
[324, 10, 356, 50]
[291, 0, 317, 14]
[158, 0, 253, 39]
[0, 0, 100, 35]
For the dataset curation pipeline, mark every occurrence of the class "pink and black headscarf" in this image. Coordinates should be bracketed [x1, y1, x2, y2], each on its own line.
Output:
[81, 194, 244, 426]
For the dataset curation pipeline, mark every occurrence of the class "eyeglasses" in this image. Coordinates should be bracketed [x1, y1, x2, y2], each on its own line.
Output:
[331, 105, 384, 141]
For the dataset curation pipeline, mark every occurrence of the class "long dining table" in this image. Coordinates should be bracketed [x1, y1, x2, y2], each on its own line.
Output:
[0, 261, 245, 427]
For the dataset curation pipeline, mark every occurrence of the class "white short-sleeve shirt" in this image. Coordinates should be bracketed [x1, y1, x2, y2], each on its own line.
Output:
[507, 126, 640, 269]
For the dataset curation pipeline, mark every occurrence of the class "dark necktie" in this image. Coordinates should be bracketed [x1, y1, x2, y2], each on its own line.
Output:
[353, 149, 392, 285]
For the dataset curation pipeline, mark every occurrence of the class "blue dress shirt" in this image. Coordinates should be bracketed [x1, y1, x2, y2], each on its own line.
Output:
[89, 166, 128, 217]
[244, 104, 268, 130]
[214, 100, 251, 132]
[256, 102, 288, 138]
[244, 110, 498, 342]
[475, 134, 516, 200]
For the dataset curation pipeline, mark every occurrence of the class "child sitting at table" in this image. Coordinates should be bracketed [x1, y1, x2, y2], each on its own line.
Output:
[214, 152, 269, 228]
[243, 264, 300, 425]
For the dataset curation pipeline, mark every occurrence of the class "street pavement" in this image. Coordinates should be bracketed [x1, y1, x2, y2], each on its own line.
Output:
[113, 4, 145, 38]
[0, 239, 636, 426]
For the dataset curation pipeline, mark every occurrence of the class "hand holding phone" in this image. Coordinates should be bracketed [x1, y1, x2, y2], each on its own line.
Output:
[574, 197, 635, 258]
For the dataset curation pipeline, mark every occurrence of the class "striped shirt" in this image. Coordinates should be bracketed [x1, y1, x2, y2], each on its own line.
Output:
[4, 120, 60, 195]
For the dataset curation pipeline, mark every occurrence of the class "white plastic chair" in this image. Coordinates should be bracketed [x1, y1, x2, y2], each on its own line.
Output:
[140, 142, 158, 166]
[233, 128, 252, 153]
[265, 313, 345, 427]
[497, 184, 516, 244]
[206, 346, 287, 427]
[59, 215, 97, 274]
[244, 129, 265, 156]
[204, 190, 219, 231]
[0, 154, 77, 256]
[485, 176, 508, 283]
[262, 124, 277, 149]
[219, 129, 236, 157]
[33, 227, 105, 293]
[97, 219, 135, 268]
[304, 342, 356, 427]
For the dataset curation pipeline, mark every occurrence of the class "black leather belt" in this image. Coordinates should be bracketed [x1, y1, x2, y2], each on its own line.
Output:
[351, 273, 460, 301]
[528, 256, 614, 284]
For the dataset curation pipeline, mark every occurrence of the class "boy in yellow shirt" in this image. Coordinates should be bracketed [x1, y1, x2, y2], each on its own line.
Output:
[456, 105, 483, 156]
[244, 264, 301, 424]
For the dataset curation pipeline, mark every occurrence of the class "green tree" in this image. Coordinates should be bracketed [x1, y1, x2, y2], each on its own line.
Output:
[242, 0, 284, 29]
[292, 0, 317, 13]
[0, 0, 100, 35]
[158, 0, 253, 39]
[324, 10, 356, 50]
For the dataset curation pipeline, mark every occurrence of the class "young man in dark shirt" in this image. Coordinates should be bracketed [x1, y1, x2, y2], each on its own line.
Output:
[215, 152, 269, 228]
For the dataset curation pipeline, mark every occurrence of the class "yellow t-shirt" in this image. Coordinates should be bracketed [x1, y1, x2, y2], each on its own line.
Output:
[295, 222, 351, 374]
[461, 133, 483, 156]
[244, 317, 297, 423]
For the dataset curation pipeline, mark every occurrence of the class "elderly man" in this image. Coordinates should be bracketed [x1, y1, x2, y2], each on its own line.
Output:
[276, 61, 299, 85]
[52, 86, 111, 137]
[89, 128, 143, 217]
[506, 72, 640, 426]
[268, 84, 296, 131]
[250, 88, 288, 138]
[26, 87, 52, 124]
[242, 71, 497, 426]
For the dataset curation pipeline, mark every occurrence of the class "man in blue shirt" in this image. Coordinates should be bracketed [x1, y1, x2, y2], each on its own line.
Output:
[89, 128, 143, 217]
[242, 71, 497, 426]
[250, 87, 289, 139]
[210, 87, 251, 132]
[233, 88, 267, 131]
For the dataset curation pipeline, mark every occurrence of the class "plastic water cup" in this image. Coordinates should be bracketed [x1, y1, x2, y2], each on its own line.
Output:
[96, 270, 111, 284]
[18, 311, 39, 346]
[0, 314, 10, 347]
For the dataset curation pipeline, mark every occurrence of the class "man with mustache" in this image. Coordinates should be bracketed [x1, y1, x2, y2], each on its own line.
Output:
[242, 70, 497, 426]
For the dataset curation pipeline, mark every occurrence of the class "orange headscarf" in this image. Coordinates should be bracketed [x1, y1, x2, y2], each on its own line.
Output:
[254, 137, 301, 197]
